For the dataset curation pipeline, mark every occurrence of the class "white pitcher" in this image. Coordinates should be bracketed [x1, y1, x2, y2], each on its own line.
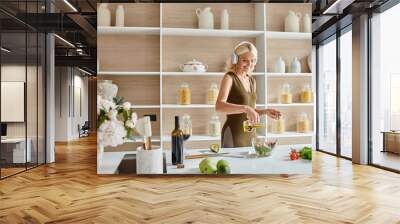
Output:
[285, 11, 301, 32]
[97, 3, 111, 27]
[115, 5, 125, 27]
[303, 13, 311, 33]
[220, 9, 229, 29]
[196, 7, 214, 29]
[275, 56, 286, 73]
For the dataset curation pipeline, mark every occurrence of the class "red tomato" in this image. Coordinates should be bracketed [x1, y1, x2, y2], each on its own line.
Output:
[290, 150, 299, 160]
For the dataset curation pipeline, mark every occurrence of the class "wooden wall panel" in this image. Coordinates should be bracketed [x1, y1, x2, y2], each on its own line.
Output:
[107, 3, 160, 27]
[98, 75, 160, 105]
[98, 35, 160, 72]
[162, 3, 255, 30]
[162, 76, 221, 105]
[266, 3, 312, 32]
[163, 37, 256, 72]
[267, 39, 312, 73]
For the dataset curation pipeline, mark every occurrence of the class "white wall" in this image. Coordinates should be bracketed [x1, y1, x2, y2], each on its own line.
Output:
[54, 67, 89, 141]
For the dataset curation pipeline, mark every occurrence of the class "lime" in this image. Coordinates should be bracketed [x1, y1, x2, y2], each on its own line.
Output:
[217, 159, 231, 174]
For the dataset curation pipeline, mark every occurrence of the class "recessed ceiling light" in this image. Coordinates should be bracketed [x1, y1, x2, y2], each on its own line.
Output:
[54, 34, 75, 48]
[1, 47, 11, 53]
[63, 0, 78, 12]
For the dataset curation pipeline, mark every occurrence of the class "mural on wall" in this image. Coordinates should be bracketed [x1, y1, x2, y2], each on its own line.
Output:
[97, 3, 314, 175]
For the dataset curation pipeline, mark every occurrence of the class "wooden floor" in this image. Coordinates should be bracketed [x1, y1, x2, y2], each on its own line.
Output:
[0, 135, 400, 224]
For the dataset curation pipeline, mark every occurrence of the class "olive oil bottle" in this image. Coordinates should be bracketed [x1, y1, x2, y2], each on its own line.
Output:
[243, 120, 265, 133]
[171, 116, 184, 165]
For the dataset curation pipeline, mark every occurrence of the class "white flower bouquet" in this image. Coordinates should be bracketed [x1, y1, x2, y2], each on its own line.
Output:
[97, 95, 137, 147]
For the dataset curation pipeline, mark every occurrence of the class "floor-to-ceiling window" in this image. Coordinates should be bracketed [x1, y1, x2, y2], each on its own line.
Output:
[317, 36, 337, 155]
[371, 3, 400, 172]
[0, 1, 46, 179]
[340, 28, 352, 158]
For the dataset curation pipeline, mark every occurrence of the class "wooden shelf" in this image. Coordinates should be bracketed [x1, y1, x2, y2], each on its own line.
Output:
[125, 136, 161, 143]
[266, 31, 311, 40]
[267, 132, 313, 138]
[163, 135, 220, 142]
[162, 72, 265, 76]
[267, 103, 314, 107]
[98, 71, 160, 76]
[162, 28, 264, 37]
[266, 73, 312, 77]
[98, 26, 160, 35]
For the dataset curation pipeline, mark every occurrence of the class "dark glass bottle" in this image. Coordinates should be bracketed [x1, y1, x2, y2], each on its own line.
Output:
[171, 116, 184, 165]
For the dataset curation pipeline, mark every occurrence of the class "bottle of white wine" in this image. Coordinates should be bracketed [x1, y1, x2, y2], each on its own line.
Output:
[171, 116, 184, 165]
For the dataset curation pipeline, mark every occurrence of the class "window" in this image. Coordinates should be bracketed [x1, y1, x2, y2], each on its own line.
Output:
[317, 37, 337, 154]
[371, 3, 400, 171]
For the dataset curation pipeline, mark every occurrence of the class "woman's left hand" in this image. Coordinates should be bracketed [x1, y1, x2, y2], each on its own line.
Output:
[266, 109, 281, 120]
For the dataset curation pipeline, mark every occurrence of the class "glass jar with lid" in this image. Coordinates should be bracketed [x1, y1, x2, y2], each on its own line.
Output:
[208, 114, 221, 137]
[182, 114, 192, 140]
[207, 83, 219, 105]
[179, 83, 191, 105]
[300, 84, 313, 103]
[279, 83, 292, 104]
[271, 116, 285, 134]
[297, 112, 310, 133]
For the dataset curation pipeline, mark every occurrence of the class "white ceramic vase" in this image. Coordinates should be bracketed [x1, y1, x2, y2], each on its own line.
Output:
[97, 80, 118, 101]
[97, 3, 111, 27]
[220, 9, 229, 29]
[136, 146, 163, 174]
[290, 57, 301, 73]
[196, 7, 214, 29]
[284, 11, 301, 32]
[275, 56, 286, 73]
[303, 13, 311, 33]
[115, 5, 125, 27]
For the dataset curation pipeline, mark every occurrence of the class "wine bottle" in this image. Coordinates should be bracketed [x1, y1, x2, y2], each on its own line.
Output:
[171, 116, 184, 165]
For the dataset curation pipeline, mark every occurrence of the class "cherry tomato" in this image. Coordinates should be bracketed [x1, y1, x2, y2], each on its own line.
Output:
[289, 150, 299, 160]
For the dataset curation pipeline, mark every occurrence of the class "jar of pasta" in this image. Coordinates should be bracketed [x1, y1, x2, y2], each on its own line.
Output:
[179, 83, 191, 105]
[207, 83, 219, 105]
[208, 114, 221, 137]
[279, 83, 292, 104]
[297, 112, 310, 133]
[300, 84, 313, 103]
[272, 116, 285, 134]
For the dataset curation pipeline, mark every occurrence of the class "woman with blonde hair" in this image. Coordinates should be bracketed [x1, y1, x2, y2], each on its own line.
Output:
[216, 41, 281, 147]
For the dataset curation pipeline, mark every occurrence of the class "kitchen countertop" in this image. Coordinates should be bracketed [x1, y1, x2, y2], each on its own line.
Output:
[167, 144, 312, 174]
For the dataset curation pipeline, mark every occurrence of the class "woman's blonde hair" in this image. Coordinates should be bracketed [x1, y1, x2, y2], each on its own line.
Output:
[225, 41, 258, 73]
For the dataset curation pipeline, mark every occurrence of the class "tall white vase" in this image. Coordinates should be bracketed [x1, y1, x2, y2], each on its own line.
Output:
[115, 5, 125, 27]
[97, 80, 118, 101]
[97, 3, 111, 27]
[220, 9, 229, 29]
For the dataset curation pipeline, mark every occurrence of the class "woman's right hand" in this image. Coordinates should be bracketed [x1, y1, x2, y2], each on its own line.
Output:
[244, 106, 260, 123]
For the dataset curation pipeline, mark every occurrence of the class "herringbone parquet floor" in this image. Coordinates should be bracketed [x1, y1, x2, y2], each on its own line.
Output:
[0, 135, 399, 224]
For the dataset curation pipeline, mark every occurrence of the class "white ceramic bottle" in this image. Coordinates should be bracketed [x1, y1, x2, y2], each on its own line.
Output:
[115, 5, 125, 27]
[196, 7, 214, 29]
[97, 3, 111, 27]
[220, 9, 229, 29]
[275, 56, 286, 73]
[289, 57, 301, 73]
[303, 13, 311, 33]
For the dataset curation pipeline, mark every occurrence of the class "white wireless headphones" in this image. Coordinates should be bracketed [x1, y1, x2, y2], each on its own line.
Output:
[231, 41, 255, 65]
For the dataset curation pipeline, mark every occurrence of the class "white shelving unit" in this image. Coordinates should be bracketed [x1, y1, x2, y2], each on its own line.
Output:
[98, 3, 314, 149]
[98, 71, 160, 76]
[266, 132, 314, 138]
[98, 26, 160, 35]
